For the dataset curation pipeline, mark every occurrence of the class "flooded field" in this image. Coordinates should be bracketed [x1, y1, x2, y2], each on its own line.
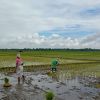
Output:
[0, 50, 100, 68]
[0, 68, 100, 100]
[0, 50, 100, 100]
[0, 58, 93, 68]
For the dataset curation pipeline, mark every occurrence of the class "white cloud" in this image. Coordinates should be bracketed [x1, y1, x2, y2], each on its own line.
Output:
[0, 0, 100, 48]
[81, 33, 100, 43]
[0, 32, 100, 49]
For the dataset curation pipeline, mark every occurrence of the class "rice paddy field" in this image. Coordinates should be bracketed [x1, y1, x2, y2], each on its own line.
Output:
[0, 50, 100, 77]
[0, 50, 100, 100]
[0, 50, 100, 65]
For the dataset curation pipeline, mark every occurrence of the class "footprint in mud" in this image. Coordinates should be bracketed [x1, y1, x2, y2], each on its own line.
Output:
[57, 93, 62, 95]
[71, 86, 81, 92]
[59, 82, 66, 86]
[92, 95, 100, 100]
[57, 91, 70, 96]
[78, 96, 83, 100]
[56, 85, 61, 88]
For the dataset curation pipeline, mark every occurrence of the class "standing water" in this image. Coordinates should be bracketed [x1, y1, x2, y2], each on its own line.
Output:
[0, 69, 100, 100]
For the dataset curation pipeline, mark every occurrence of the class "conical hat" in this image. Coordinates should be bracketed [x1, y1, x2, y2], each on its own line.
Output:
[17, 53, 20, 58]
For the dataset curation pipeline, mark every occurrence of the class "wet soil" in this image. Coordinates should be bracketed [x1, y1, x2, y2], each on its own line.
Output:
[0, 71, 100, 100]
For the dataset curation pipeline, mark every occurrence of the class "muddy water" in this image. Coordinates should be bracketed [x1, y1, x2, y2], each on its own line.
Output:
[0, 61, 46, 67]
[0, 71, 100, 100]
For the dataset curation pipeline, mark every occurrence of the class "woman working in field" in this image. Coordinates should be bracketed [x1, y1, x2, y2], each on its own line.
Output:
[16, 53, 25, 84]
[51, 58, 59, 72]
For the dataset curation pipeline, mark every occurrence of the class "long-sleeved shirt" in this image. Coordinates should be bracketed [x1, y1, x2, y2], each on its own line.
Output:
[51, 59, 58, 68]
[16, 57, 23, 67]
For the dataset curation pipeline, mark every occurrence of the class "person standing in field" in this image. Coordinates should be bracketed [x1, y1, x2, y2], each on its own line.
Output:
[51, 58, 59, 72]
[16, 53, 25, 84]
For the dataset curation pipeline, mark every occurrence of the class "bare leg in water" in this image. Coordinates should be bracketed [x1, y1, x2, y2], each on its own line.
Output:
[18, 76, 25, 84]
[22, 75, 25, 83]
[18, 77, 20, 84]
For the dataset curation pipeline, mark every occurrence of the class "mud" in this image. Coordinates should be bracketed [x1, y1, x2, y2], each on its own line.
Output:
[0, 71, 100, 100]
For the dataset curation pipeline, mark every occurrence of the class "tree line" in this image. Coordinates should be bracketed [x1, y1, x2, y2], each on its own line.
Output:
[0, 48, 100, 52]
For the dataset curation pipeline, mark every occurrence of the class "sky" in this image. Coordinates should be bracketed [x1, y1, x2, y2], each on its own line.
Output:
[0, 0, 100, 49]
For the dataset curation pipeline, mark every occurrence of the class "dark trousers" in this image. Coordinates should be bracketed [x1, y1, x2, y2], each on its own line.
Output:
[51, 68, 57, 72]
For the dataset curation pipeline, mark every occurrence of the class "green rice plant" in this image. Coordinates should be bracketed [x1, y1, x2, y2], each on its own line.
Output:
[4, 77, 9, 84]
[45, 91, 54, 100]
[3, 77, 11, 87]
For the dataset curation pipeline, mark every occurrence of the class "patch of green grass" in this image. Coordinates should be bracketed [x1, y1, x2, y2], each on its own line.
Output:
[45, 91, 54, 100]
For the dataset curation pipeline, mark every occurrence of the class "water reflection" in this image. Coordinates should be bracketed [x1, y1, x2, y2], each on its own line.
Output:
[49, 70, 100, 100]
[0, 70, 100, 100]
[49, 70, 100, 89]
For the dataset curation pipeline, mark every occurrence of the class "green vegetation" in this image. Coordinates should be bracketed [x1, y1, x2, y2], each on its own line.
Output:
[45, 91, 54, 100]
[0, 50, 100, 77]
[0, 50, 100, 67]
[3, 77, 11, 87]
[4, 77, 9, 83]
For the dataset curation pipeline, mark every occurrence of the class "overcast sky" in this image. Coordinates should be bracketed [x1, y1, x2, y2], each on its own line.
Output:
[0, 0, 100, 49]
